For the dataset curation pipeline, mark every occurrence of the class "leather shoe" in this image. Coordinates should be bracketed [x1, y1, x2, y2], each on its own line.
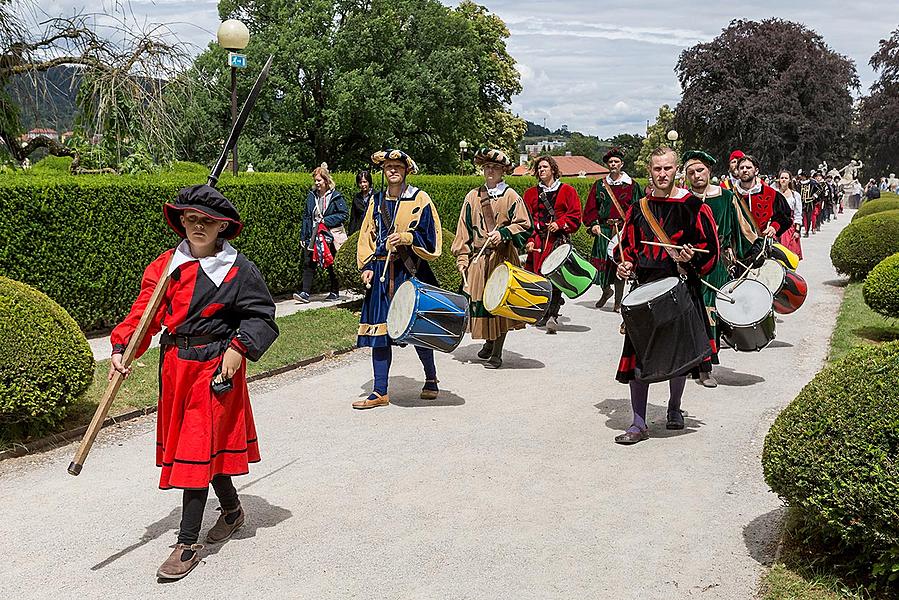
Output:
[477, 342, 494, 360]
[667, 410, 685, 430]
[156, 544, 202, 580]
[595, 288, 614, 309]
[614, 429, 648, 445]
[352, 393, 390, 409]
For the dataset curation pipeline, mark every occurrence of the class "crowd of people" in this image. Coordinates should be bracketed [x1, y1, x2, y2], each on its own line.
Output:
[105, 140, 851, 580]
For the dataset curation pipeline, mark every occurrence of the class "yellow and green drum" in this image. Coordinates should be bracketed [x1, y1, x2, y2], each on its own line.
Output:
[484, 262, 552, 323]
[539, 243, 598, 299]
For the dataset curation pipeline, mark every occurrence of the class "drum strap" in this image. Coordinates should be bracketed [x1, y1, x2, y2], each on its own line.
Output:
[639, 197, 673, 245]
[602, 178, 627, 220]
[478, 186, 497, 232]
[735, 192, 762, 237]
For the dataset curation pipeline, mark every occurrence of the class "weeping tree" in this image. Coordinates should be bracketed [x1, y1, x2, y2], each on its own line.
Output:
[0, 0, 193, 171]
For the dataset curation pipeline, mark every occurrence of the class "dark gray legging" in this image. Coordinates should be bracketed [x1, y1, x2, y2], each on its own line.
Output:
[628, 376, 687, 431]
[178, 475, 239, 545]
[302, 247, 339, 294]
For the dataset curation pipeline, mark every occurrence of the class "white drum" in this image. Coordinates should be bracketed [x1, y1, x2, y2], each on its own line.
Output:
[748, 259, 785, 298]
[620, 276, 678, 307]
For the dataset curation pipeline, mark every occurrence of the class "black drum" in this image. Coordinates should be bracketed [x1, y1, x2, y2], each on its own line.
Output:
[620, 277, 711, 383]
[716, 278, 776, 352]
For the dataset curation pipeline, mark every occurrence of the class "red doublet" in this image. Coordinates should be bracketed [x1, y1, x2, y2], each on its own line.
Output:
[523, 183, 582, 273]
[733, 183, 792, 235]
[111, 247, 277, 489]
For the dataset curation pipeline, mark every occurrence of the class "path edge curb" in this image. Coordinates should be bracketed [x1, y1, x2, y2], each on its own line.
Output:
[0, 345, 358, 463]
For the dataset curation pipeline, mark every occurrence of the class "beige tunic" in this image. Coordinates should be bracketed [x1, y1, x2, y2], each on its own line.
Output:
[451, 183, 533, 340]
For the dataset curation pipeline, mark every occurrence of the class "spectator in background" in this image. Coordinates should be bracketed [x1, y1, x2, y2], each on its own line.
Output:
[880, 177, 888, 191]
[776, 170, 803, 259]
[864, 179, 881, 202]
[294, 163, 348, 303]
[347, 170, 373, 235]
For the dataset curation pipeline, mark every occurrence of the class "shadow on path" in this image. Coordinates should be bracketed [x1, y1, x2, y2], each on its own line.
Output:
[91, 493, 292, 571]
[451, 343, 545, 370]
[593, 397, 704, 438]
[743, 507, 787, 566]
[707, 365, 766, 387]
[823, 278, 849, 288]
[358, 375, 465, 407]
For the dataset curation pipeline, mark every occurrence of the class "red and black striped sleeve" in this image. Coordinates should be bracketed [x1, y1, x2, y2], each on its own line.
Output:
[690, 203, 720, 276]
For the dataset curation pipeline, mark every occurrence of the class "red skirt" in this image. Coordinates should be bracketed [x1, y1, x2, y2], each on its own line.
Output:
[779, 225, 803, 260]
[156, 346, 260, 489]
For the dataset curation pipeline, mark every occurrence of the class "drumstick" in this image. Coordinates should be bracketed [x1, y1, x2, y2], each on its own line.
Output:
[472, 238, 491, 264]
[379, 248, 393, 283]
[700, 279, 736, 304]
[641, 241, 711, 254]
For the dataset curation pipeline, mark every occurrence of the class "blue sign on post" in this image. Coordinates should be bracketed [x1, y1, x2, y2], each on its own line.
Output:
[228, 52, 247, 69]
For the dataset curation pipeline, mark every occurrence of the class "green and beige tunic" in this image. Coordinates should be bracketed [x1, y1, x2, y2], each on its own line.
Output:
[583, 173, 643, 287]
[695, 185, 751, 356]
[452, 183, 533, 340]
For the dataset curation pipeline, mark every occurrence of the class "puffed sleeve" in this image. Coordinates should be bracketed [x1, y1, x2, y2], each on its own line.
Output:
[109, 250, 173, 358]
[583, 182, 600, 230]
[356, 199, 377, 270]
[452, 193, 476, 271]
[230, 260, 279, 362]
[689, 203, 720, 277]
[497, 191, 533, 250]
[556, 184, 582, 234]
[409, 193, 442, 262]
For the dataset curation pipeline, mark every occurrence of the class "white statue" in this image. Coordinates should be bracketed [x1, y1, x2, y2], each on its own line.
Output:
[889, 173, 898, 193]
[22, 158, 31, 170]
[246, 163, 255, 173]
[838, 159, 863, 185]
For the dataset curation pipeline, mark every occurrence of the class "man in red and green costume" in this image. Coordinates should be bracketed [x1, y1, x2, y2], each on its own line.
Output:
[683, 150, 752, 387]
[583, 147, 643, 311]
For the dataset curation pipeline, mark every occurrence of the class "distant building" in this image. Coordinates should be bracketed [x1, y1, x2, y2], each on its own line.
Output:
[25, 128, 59, 141]
[513, 154, 610, 180]
[524, 139, 567, 156]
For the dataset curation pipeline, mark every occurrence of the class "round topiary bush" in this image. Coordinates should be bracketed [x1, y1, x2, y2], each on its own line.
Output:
[864, 252, 899, 318]
[333, 229, 463, 294]
[853, 197, 899, 221]
[830, 210, 899, 280]
[0, 276, 94, 437]
[762, 341, 899, 581]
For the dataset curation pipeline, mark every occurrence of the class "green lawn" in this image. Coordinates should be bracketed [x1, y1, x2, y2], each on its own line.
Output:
[9, 307, 359, 450]
[827, 281, 899, 364]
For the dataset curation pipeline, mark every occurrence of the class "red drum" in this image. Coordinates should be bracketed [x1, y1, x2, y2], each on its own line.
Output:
[774, 269, 807, 315]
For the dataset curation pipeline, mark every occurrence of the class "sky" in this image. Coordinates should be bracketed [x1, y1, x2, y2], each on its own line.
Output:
[34, 0, 899, 138]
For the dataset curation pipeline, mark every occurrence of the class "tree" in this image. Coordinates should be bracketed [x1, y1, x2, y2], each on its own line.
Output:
[0, 0, 193, 169]
[606, 132, 644, 172]
[636, 104, 675, 174]
[674, 19, 858, 173]
[183, 0, 524, 173]
[859, 27, 899, 177]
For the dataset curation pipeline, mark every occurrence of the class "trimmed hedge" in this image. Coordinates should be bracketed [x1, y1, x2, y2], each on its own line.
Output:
[853, 196, 899, 221]
[762, 341, 899, 587]
[333, 229, 463, 295]
[0, 171, 628, 330]
[0, 276, 94, 437]
[830, 210, 899, 280]
[863, 252, 899, 318]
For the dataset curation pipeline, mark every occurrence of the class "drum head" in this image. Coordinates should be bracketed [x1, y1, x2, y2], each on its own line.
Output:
[621, 277, 679, 307]
[540, 244, 572, 276]
[386, 280, 417, 339]
[750, 259, 785, 294]
[717, 279, 773, 326]
[483, 263, 510, 312]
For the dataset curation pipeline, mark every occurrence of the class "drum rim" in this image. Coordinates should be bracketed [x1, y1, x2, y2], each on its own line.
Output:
[483, 262, 511, 312]
[750, 259, 786, 294]
[386, 279, 418, 340]
[621, 276, 680, 307]
[539, 243, 572, 276]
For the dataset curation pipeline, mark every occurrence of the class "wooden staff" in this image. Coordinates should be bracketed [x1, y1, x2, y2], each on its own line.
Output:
[641, 240, 711, 254]
[68, 255, 174, 476]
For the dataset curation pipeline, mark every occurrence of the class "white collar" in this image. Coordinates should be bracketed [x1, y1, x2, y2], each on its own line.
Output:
[387, 184, 420, 200]
[650, 187, 690, 200]
[694, 184, 722, 198]
[538, 179, 561, 193]
[606, 172, 632, 185]
[486, 181, 508, 197]
[168, 239, 238, 288]
[737, 179, 763, 195]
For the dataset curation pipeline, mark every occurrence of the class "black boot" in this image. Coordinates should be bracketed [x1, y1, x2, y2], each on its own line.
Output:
[485, 333, 506, 369]
[477, 340, 494, 360]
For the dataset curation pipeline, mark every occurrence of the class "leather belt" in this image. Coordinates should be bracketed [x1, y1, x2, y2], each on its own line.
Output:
[160, 331, 231, 349]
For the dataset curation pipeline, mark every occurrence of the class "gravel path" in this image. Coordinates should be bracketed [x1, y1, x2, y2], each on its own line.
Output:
[0, 216, 848, 599]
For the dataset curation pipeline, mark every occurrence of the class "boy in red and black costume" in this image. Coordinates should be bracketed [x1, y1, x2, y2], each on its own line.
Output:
[614, 148, 719, 445]
[109, 184, 278, 580]
[732, 155, 793, 240]
[523, 154, 582, 333]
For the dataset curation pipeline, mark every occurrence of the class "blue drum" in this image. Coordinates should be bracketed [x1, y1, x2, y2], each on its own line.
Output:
[386, 279, 470, 353]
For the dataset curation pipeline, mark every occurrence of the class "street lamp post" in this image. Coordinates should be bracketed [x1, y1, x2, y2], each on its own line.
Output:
[217, 19, 250, 176]
[459, 140, 468, 175]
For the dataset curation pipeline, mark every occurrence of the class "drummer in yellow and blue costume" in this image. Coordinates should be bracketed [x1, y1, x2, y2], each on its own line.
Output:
[354, 149, 443, 409]
[452, 148, 533, 369]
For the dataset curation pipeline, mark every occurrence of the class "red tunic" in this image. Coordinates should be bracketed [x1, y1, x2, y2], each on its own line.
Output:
[615, 189, 720, 382]
[111, 245, 278, 489]
[523, 182, 582, 273]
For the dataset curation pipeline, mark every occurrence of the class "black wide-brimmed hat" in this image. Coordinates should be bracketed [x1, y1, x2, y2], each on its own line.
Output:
[164, 184, 243, 240]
